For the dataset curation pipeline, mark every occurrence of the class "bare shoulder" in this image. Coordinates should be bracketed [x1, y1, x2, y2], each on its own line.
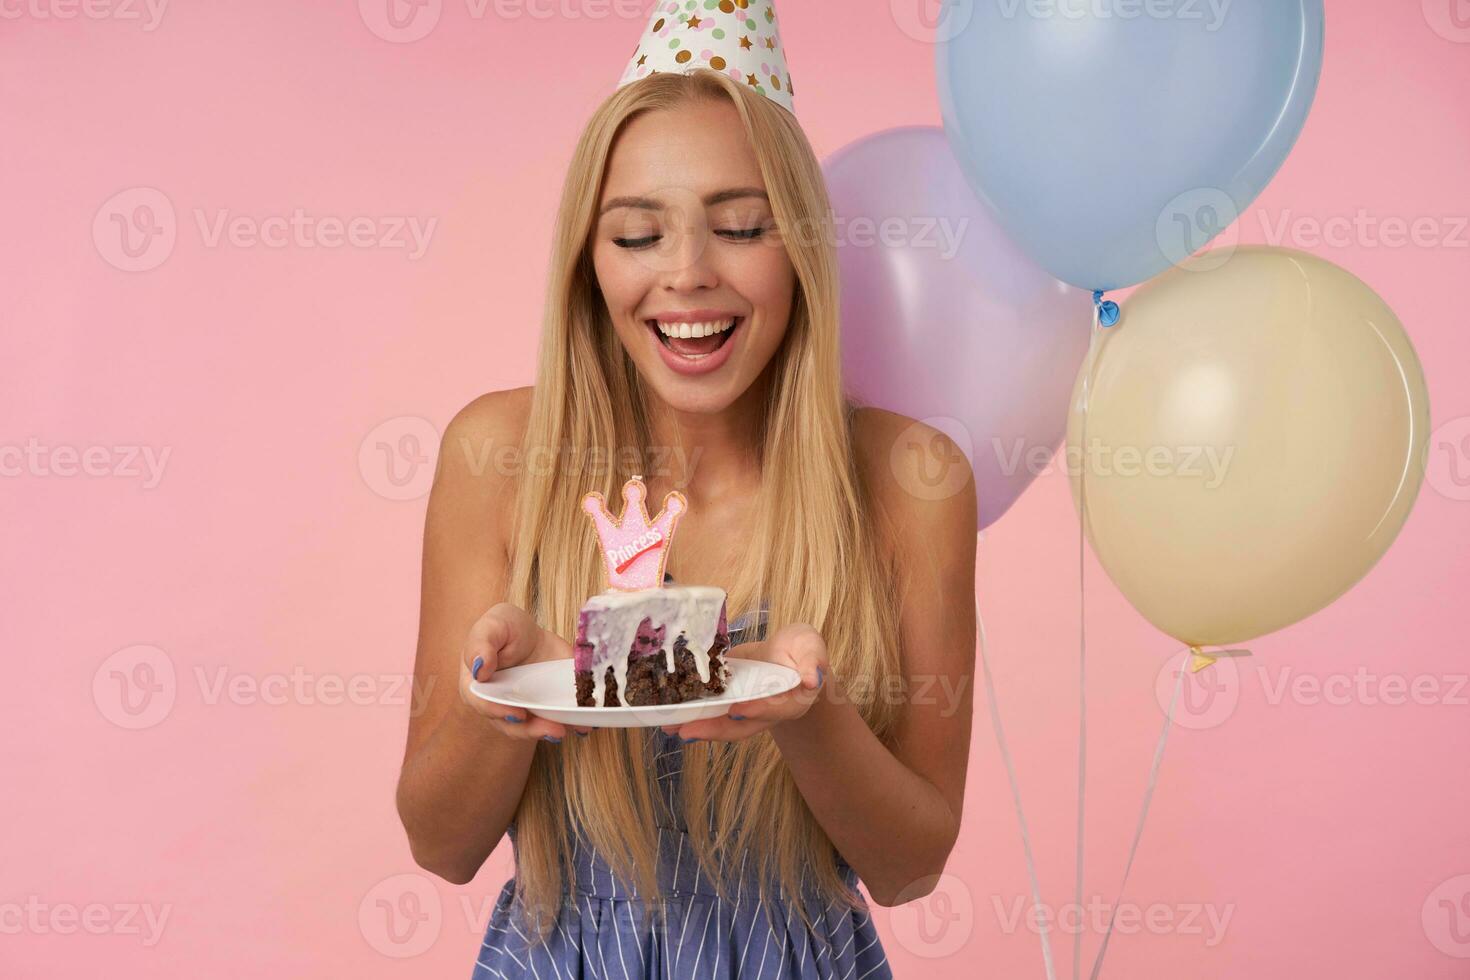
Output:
[443, 386, 534, 453]
[851, 408, 977, 699]
[850, 405, 978, 543]
[431, 386, 535, 534]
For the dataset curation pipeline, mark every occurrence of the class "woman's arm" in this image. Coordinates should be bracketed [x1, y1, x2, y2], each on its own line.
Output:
[395, 388, 571, 885]
[781, 412, 977, 905]
[672, 411, 978, 906]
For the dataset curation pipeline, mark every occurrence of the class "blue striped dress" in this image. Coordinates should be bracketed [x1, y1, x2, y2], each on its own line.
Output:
[472, 590, 893, 980]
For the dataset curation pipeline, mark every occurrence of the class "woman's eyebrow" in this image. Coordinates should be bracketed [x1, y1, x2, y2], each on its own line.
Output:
[599, 186, 769, 215]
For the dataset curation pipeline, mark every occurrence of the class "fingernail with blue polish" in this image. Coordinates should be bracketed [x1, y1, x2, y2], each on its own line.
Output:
[503, 715, 522, 724]
[730, 714, 746, 721]
[471, 656, 484, 678]
[815, 666, 825, 688]
[543, 735, 562, 743]
[679, 736, 700, 743]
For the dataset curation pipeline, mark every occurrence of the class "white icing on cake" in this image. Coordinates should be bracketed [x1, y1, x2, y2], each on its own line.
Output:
[580, 585, 727, 706]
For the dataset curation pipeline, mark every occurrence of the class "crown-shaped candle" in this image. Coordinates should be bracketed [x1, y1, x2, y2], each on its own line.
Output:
[581, 475, 687, 592]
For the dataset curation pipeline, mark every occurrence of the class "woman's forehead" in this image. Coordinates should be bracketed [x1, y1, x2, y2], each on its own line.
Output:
[602, 107, 763, 200]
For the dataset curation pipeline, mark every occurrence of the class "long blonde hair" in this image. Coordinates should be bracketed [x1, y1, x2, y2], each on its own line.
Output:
[506, 68, 903, 937]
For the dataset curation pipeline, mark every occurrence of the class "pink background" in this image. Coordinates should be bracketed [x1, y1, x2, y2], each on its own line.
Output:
[4, 1, 1469, 976]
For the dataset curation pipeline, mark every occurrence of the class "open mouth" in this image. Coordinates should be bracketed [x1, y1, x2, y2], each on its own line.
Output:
[645, 316, 742, 359]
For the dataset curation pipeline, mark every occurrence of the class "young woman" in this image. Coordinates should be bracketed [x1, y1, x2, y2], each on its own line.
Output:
[396, 66, 977, 979]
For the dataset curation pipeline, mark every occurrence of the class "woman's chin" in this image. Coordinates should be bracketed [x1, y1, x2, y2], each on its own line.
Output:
[642, 374, 739, 415]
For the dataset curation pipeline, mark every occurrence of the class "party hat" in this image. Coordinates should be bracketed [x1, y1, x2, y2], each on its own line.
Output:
[617, 0, 795, 114]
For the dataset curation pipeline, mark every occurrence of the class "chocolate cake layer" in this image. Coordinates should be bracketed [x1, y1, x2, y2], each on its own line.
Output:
[573, 586, 731, 707]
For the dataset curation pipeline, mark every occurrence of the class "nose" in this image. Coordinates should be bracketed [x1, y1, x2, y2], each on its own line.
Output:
[659, 210, 718, 294]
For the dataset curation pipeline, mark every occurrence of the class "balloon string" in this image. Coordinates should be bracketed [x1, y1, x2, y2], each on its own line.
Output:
[977, 600, 1057, 980]
[1073, 293, 1184, 979]
[1072, 300, 1106, 980]
[1087, 649, 1190, 980]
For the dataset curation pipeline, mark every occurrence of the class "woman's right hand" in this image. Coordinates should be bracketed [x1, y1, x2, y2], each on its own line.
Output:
[459, 602, 588, 740]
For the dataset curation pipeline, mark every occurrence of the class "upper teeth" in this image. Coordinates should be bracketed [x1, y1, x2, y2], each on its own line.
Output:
[655, 317, 737, 339]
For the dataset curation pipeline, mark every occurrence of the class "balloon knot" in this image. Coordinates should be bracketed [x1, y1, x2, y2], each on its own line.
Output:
[1186, 646, 1253, 673]
[1188, 648, 1219, 673]
[1092, 291, 1121, 328]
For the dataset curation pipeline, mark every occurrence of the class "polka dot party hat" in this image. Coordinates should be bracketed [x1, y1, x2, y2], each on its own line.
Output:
[617, 0, 795, 114]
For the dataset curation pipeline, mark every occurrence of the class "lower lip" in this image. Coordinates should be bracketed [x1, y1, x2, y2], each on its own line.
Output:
[648, 319, 741, 377]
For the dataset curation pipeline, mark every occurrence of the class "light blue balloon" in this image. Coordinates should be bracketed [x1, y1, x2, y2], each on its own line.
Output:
[937, 0, 1324, 291]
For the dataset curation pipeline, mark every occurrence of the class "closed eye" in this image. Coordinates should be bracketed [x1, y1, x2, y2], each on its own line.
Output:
[612, 227, 766, 249]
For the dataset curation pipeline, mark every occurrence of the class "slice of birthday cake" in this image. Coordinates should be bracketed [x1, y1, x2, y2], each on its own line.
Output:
[574, 476, 732, 708]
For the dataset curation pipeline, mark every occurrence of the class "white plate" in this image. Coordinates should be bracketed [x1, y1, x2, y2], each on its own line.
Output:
[469, 658, 801, 728]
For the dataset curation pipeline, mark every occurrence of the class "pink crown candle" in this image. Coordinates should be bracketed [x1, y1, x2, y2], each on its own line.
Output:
[581, 475, 686, 592]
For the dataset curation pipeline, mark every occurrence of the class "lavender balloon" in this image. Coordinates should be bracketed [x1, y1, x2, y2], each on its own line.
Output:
[825, 127, 1091, 530]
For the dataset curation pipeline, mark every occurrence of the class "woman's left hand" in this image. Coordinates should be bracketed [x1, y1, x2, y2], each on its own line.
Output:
[662, 623, 828, 742]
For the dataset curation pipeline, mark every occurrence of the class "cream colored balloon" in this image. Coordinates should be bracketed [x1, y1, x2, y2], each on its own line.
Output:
[1066, 247, 1429, 647]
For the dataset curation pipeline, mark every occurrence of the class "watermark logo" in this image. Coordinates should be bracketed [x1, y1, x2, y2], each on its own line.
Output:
[1258, 208, 1470, 251]
[477, 0, 649, 19]
[613, 184, 972, 277]
[1427, 416, 1470, 502]
[1157, 658, 1469, 726]
[998, 0, 1232, 31]
[93, 648, 434, 726]
[0, 439, 171, 488]
[94, 187, 177, 273]
[1258, 667, 1469, 708]
[0, 0, 169, 30]
[827, 213, 969, 261]
[193, 666, 436, 712]
[1156, 653, 1240, 730]
[1424, 0, 1470, 42]
[1156, 187, 1240, 270]
[1423, 874, 1470, 957]
[360, 0, 442, 42]
[887, 872, 975, 958]
[1053, 438, 1236, 488]
[452, 435, 703, 485]
[93, 645, 177, 730]
[892, 0, 974, 44]
[0, 897, 172, 946]
[360, 416, 440, 501]
[359, 0, 649, 40]
[993, 894, 1233, 946]
[359, 873, 442, 958]
[193, 208, 436, 258]
[610, 184, 723, 277]
[1156, 196, 1470, 269]
[93, 189, 437, 271]
[889, 417, 975, 503]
